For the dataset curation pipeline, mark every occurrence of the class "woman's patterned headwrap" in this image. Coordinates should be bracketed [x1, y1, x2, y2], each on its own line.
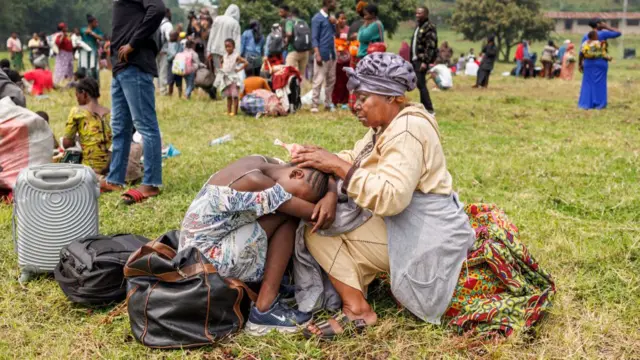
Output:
[345, 52, 417, 97]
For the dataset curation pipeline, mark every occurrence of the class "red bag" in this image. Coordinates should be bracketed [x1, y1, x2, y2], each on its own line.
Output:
[366, 21, 386, 54]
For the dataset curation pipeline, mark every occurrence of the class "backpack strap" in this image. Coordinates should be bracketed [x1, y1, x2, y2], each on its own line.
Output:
[375, 21, 384, 42]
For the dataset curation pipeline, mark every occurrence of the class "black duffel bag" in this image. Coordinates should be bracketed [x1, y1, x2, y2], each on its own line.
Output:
[124, 231, 257, 349]
[54, 234, 150, 306]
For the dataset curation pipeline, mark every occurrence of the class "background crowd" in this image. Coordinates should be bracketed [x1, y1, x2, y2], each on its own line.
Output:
[0, 0, 623, 204]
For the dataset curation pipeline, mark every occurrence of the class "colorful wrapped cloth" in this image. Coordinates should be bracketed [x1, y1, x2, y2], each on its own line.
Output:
[332, 59, 350, 105]
[444, 204, 556, 337]
[11, 52, 24, 72]
[54, 50, 74, 85]
[271, 66, 301, 91]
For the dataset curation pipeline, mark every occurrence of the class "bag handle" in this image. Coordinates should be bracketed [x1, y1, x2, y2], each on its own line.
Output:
[124, 238, 177, 269]
[225, 278, 258, 302]
[28, 169, 84, 190]
[124, 262, 217, 281]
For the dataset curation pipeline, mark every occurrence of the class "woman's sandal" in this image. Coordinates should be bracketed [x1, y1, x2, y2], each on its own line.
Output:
[121, 188, 158, 205]
[303, 311, 369, 340]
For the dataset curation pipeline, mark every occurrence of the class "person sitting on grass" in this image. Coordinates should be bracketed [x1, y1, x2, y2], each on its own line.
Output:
[582, 30, 612, 61]
[179, 155, 336, 336]
[62, 77, 143, 184]
[66, 68, 87, 89]
[0, 59, 21, 85]
[213, 38, 248, 116]
[22, 61, 54, 96]
[62, 77, 112, 175]
[428, 63, 453, 91]
[241, 76, 271, 97]
[34, 111, 60, 150]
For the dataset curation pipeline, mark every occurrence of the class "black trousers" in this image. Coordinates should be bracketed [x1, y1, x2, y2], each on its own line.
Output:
[413, 62, 434, 112]
[245, 66, 261, 77]
[476, 68, 491, 87]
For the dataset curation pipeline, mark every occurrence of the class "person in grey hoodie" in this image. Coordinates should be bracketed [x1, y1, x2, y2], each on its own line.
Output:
[206, 4, 241, 73]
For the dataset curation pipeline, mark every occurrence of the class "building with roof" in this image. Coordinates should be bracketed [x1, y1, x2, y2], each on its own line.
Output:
[545, 12, 640, 34]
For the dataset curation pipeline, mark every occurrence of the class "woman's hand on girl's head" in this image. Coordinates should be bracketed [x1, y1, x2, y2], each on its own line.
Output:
[293, 148, 352, 180]
[292, 148, 338, 174]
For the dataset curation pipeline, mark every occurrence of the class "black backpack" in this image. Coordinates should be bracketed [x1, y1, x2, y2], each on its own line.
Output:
[268, 32, 284, 55]
[54, 234, 150, 306]
[292, 19, 312, 52]
[125, 231, 257, 349]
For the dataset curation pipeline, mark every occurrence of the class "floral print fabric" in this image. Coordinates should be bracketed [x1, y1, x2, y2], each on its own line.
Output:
[64, 106, 112, 172]
[179, 182, 292, 282]
[444, 203, 556, 337]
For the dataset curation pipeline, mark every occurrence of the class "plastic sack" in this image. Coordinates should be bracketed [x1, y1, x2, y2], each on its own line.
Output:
[0, 97, 53, 190]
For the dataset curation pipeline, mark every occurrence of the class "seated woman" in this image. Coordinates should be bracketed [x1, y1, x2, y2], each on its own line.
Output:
[63, 78, 142, 184]
[179, 155, 336, 335]
[293, 53, 555, 339]
[62, 78, 111, 175]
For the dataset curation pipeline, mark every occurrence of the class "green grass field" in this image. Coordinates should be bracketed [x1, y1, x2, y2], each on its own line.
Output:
[1, 28, 640, 359]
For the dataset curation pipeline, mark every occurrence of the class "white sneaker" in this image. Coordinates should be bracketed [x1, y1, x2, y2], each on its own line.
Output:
[310, 108, 319, 113]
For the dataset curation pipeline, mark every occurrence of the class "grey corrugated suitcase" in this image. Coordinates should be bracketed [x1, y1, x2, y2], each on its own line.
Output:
[12, 164, 100, 282]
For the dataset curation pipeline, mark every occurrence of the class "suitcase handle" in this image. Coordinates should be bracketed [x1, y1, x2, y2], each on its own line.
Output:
[28, 169, 84, 190]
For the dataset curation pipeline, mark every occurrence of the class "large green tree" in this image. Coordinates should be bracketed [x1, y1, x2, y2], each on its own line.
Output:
[452, 0, 553, 61]
[218, 0, 418, 38]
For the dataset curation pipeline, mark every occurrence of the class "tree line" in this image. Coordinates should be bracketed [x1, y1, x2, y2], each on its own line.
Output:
[3, 0, 559, 64]
[1, 0, 184, 49]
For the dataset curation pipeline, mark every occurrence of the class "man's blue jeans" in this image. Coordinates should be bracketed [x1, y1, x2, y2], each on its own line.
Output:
[515, 60, 523, 77]
[107, 66, 162, 187]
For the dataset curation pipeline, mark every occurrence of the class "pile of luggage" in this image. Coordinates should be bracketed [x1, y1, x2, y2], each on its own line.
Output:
[3, 109, 257, 348]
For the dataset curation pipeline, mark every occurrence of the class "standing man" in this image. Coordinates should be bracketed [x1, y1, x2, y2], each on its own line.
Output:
[278, 5, 292, 59]
[514, 40, 524, 77]
[80, 15, 104, 84]
[282, 6, 311, 73]
[474, 36, 497, 89]
[7, 32, 24, 72]
[157, 8, 173, 95]
[206, 5, 241, 76]
[310, 0, 337, 113]
[101, 0, 166, 204]
[410, 7, 437, 114]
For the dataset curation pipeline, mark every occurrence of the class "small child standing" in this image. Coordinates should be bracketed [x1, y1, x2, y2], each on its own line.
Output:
[182, 40, 203, 99]
[583, 30, 612, 61]
[214, 39, 248, 116]
[166, 31, 183, 98]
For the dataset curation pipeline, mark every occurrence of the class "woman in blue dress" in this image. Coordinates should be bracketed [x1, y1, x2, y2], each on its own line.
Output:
[578, 20, 621, 110]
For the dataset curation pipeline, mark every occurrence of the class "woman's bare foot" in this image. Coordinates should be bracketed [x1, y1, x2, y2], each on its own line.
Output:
[100, 179, 124, 193]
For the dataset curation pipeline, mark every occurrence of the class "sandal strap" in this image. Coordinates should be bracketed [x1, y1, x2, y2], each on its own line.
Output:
[332, 311, 368, 334]
[124, 189, 145, 202]
[306, 311, 370, 339]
